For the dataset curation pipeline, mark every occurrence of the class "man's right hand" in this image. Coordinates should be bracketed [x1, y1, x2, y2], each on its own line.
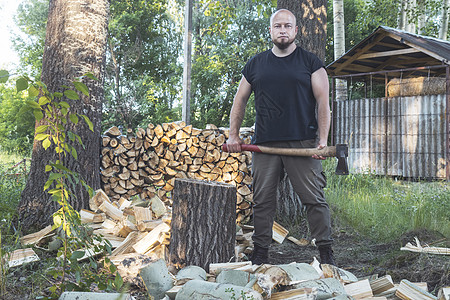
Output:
[225, 135, 244, 153]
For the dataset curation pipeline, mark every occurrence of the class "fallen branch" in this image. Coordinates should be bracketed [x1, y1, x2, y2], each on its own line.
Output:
[400, 237, 450, 255]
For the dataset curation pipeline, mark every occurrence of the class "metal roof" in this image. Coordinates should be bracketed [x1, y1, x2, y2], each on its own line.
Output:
[326, 26, 450, 79]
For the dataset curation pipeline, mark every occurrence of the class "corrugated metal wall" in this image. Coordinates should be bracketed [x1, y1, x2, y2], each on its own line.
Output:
[334, 94, 447, 179]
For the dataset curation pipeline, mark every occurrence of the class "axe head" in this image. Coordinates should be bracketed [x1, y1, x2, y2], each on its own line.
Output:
[335, 144, 349, 175]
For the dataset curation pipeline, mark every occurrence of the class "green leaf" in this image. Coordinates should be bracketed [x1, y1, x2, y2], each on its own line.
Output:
[33, 109, 43, 121]
[83, 72, 98, 81]
[45, 165, 52, 172]
[35, 133, 49, 141]
[48, 172, 64, 181]
[75, 270, 81, 283]
[64, 90, 79, 100]
[35, 125, 49, 134]
[71, 147, 78, 159]
[42, 137, 51, 149]
[69, 113, 79, 124]
[54, 92, 63, 98]
[114, 273, 123, 290]
[26, 100, 41, 109]
[61, 107, 68, 116]
[71, 250, 85, 260]
[38, 96, 50, 105]
[28, 85, 39, 97]
[0, 70, 9, 83]
[16, 77, 28, 92]
[73, 81, 89, 96]
[81, 115, 94, 131]
[109, 263, 117, 273]
[59, 101, 70, 108]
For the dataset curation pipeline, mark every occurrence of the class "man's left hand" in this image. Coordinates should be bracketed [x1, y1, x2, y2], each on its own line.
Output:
[312, 141, 327, 160]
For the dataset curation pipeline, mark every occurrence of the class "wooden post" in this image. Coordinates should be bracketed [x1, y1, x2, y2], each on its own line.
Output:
[169, 178, 237, 272]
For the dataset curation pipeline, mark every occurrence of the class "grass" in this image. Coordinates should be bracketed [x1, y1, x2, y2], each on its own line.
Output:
[323, 159, 450, 242]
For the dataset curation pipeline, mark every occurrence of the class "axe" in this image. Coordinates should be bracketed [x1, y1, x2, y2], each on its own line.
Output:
[222, 143, 349, 175]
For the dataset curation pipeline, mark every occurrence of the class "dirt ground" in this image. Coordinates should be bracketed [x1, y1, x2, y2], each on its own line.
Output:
[268, 217, 450, 296]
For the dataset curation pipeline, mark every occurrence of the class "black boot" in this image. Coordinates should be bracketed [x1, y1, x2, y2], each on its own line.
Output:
[318, 245, 336, 266]
[250, 244, 269, 265]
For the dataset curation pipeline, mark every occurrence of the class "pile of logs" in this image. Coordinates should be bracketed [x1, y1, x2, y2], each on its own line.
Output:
[100, 122, 254, 223]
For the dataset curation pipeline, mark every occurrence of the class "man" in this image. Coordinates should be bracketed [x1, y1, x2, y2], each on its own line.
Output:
[226, 9, 335, 266]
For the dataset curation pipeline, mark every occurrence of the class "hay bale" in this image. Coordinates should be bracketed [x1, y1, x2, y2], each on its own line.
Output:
[387, 77, 446, 97]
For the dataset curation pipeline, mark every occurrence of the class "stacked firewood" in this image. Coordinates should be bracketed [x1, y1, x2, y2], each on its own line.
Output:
[100, 122, 254, 223]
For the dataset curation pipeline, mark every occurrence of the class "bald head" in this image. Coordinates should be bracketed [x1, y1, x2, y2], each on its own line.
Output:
[270, 9, 297, 27]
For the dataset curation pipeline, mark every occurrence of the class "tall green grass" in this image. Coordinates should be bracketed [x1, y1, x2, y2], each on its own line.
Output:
[323, 159, 450, 241]
[0, 152, 28, 245]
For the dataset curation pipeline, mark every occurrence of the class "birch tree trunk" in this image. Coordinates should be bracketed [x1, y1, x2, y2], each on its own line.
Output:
[440, 0, 450, 40]
[398, 0, 407, 30]
[417, 0, 426, 34]
[18, 0, 109, 233]
[333, 0, 347, 100]
[405, 0, 416, 33]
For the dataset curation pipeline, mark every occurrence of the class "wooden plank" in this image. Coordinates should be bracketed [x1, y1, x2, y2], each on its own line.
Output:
[287, 236, 309, 246]
[8, 248, 40, 268]
[395, 280, 437, 300]
[20, 225, 54, 246]
[98, 200, 123, 221]
[132, 222, 171, 254]
[209, 261, 252, 275]
[358, 48, 420, 59]
[110, 231, 140, 256]
[370, 275, 395, 295]
[438, 287, 450, 300]
[401, 237, 450, 255]
[344, 279, 373, 299]
[272, 221, 289, 244]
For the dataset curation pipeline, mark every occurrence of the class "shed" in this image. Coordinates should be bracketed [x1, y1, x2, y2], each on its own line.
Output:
[326, 26, 449, 180]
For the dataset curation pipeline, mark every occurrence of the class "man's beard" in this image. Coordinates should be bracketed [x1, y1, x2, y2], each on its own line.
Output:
[273, 38, 295, 50]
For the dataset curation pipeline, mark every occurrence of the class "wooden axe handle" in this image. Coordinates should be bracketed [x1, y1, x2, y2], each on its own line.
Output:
[222, 144, 337, 157]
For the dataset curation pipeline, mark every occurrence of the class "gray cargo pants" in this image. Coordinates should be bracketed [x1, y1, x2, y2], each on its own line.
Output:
[251, 139, 333, 248]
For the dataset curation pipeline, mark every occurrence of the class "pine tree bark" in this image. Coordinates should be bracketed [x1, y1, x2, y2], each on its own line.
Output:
[18, 0, 109, 233]
[277, 0, 327, 62]
[169, 178, 237, 272]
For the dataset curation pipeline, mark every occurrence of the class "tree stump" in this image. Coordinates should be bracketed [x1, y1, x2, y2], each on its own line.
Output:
[169, 178, 237, 272]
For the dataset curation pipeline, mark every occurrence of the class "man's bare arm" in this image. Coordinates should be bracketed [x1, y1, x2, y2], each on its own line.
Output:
[311, 67, 331, 158]
[227, 76, 252, 152]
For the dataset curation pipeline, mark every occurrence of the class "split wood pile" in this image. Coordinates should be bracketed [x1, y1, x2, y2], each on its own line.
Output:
[13, 195, 450, 300]
[133, 252, 449, 300]
[100, 122, 254, 223]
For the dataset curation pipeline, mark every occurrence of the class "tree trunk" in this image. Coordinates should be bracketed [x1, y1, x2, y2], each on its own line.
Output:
[169, 178, 237, 272]
[182, 0, 193, 125]
[277, 0, 327, 62]
[398, 0, 407, 30]
[405, 0, 416, 33]
[18, 0, 109, 232]
[275, 0, 328, 219]
[333, 0, 347, 100]
[440, 0, 450, 40]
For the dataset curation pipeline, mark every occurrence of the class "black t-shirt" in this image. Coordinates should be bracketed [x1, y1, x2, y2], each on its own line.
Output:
[242, 46, 324, 144]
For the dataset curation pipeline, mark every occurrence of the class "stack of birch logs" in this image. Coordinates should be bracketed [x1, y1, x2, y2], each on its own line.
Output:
[100, 121, 254, 223]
